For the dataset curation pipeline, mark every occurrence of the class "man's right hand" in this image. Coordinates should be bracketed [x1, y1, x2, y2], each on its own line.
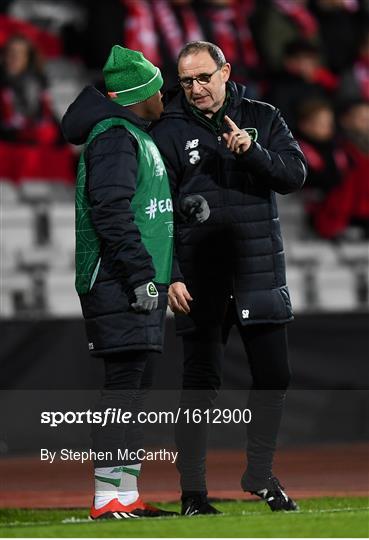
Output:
[131, 282, 159, 313]
[180, 194, 210, 224]
[168, 282, 193, 314]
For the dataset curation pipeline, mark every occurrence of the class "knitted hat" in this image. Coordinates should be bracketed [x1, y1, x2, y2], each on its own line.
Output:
[103, 45, 163, 106]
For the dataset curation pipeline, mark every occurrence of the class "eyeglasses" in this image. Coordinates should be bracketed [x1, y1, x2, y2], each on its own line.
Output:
[178, 67, 222, 89]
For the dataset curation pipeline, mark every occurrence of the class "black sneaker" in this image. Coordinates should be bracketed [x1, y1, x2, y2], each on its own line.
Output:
[250, 476, 298, 512]
[181, 495, 221, 516]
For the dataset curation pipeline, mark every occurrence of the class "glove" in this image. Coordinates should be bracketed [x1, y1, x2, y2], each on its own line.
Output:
[180, 194, 210, 223]
[131, 282, 159, 313]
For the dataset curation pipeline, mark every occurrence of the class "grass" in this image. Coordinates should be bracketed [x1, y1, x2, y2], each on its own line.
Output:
[0, 497, 368, 538]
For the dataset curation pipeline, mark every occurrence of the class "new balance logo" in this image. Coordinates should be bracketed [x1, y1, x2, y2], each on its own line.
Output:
[145, 198, 173, 219]
[185, 139, 199, 150]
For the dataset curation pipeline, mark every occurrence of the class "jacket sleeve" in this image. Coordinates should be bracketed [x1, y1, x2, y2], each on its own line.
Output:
[239, 108, 307, 195]
[87, 126, 155, 292]
[161, 149, 185, 284]
[150, 125, 185, 283]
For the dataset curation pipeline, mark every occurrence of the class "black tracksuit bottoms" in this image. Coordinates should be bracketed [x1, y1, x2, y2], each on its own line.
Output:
[91, 350, 157, 468]
[176, 299, 291, 495]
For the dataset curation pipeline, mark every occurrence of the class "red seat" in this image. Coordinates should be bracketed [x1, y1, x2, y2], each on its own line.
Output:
[0, 141, 75, 184]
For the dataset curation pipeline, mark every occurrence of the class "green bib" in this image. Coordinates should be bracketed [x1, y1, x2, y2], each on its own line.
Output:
[75, 117, 173, 294]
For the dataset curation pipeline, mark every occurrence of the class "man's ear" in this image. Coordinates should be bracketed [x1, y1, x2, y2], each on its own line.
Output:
[222, 63, 231, 83]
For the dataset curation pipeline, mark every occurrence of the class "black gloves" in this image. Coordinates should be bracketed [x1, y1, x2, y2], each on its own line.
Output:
[131, 282, 158, 313]
[180, 194, 210, 224]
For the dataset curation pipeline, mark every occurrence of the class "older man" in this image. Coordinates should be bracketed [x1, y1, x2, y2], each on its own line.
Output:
[151, 41, 307, 515]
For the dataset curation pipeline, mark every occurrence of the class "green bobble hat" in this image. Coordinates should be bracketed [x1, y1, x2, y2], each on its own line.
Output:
[103, 45, 163, 106]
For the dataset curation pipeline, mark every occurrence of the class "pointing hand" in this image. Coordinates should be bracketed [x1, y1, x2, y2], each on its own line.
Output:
[222, 115, 252, 154]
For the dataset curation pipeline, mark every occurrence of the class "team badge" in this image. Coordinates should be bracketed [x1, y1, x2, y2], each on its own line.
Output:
[242, 128, 258, 142]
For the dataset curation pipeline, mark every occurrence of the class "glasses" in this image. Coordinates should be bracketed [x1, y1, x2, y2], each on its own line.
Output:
[178, 67, 222, 89]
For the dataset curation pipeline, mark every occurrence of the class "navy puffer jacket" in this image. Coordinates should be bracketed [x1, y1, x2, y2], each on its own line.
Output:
[151, 82, 307, 334]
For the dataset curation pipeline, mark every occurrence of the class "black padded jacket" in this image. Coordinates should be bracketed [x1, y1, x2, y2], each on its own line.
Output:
[62, 86, 167, 356]
[150, 81, 307, 334]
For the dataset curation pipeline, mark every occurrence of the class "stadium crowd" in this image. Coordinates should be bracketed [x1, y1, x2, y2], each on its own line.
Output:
[1, 0, 368, 244]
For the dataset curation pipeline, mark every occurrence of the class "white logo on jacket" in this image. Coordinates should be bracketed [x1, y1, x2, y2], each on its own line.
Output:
[242, 309, 250, 319]
[185, 139, 199, 150]
[150, 145, 165, 176]
[188, 150, 201, 164]
[145, 198, 173, 219]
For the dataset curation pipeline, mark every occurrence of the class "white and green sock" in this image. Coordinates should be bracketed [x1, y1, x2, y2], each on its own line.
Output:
[94, 466, 122, 509]
[118, 464, 141, 506]
[94, 464, 142, 508]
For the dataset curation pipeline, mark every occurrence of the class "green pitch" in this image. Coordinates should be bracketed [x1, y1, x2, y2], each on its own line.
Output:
[0, 497, 368, 538]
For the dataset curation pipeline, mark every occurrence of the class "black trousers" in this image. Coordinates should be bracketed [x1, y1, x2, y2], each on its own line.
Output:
[91, 350, 157, 467]
[176, 300, 291, 494]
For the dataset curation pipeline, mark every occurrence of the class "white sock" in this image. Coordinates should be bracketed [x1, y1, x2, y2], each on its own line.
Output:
[94, 466, 122, 509]
[118, 464, 141, 506]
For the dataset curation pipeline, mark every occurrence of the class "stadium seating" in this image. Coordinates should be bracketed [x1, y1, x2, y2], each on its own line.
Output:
[1, 176, 367, 317]
[44, 270, 80, 316]
[1, 271, 33, 317]
[48, 203, 75, 254]
[315, 266, 357, 311]
[2, 203, 35, 255]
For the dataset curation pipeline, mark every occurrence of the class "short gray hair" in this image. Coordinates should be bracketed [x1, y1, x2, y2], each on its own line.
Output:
[178, 41, 226, 68]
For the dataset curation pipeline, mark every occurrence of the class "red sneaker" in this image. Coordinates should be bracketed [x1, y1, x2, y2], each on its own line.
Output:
[90, 498, 178, 519]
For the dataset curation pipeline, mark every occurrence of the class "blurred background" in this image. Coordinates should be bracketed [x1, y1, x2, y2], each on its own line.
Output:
[0, 0, 368, 468]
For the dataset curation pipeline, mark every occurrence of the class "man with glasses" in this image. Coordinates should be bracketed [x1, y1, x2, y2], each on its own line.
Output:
[151, 41, 307, 516]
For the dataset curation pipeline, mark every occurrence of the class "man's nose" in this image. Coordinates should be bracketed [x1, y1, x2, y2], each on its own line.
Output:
[191, 79, 204, 93]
